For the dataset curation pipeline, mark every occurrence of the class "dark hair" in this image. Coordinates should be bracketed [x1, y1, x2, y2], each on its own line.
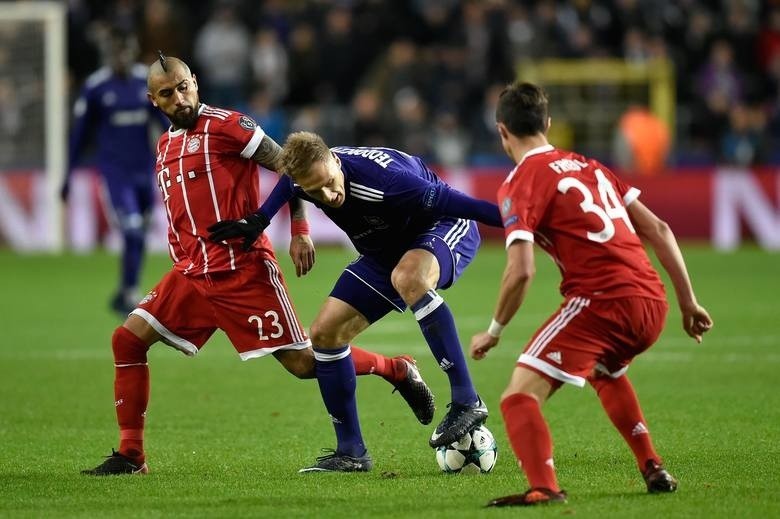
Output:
[495, 81, 549, 137]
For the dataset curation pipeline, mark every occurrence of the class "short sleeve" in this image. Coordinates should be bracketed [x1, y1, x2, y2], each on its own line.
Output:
[498, 165, 556, 248]
[212, 111, 265, 158]
[597, 161, 641, 206]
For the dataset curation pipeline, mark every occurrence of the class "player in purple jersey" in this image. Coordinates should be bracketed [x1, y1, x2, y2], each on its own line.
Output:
[61, 28, 168, 315]
[209, 131, 503, 472]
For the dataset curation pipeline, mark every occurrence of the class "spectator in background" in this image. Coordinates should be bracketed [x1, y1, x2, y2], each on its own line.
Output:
[530, 0, 568, 58]
[108, 0, 140, 34]
[622, 27, 649, 64]
[428, 43, 468, 115]
[673, 7, 716, 108]
[505, 4, 534, 61]
[66, 0, 101, 86]
[62, 0, 780, 170]
[60, 28, 168, 315]
[241, 82, 287, 144]
[758, 6, 780, 74]
[0, 78, 22, 167]
[250, 25, 288, 104]
[720, 103, 767, 167]
[285, 22, 320, 107]
[390, 86, 432, 159]
[691, 39, 744, 150]
[350, 88, 390, 147]
[410, 0, 459, 45]
[363, 39, 428, 109]
[193, 0, 251, 107]
[318, 6, 359, 104]
[723, 0, 759, 81]
[138, 0, 191, 65]
[696, 39, 744, 110]
[613, 105, 671, 176]
[249, 0, 292, 45]
[470, 83, 505, 158]
[431, 110, 471, 168]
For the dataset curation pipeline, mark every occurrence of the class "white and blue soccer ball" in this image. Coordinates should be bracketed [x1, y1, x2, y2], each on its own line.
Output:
[435, 424, 497, 474]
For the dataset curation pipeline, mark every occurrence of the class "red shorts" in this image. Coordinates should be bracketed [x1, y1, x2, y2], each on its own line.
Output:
[518, 296, 668, 387]
[131, 258, 310, 360]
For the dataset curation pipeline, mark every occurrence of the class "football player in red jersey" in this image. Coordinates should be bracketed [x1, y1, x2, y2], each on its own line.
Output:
[470, 82, 713, 506]
[81, 55, 434, 476]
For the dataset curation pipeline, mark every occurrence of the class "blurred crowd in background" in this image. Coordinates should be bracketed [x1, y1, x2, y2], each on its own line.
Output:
[61, 0, 780, 170]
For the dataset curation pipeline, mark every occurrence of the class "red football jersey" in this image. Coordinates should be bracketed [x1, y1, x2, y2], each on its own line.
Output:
[498, 144, 665, 300]
[154, 104, 275, 276]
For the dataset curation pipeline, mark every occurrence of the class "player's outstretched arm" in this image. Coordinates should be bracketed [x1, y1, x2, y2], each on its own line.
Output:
[627, 200, 713, 343]
[207, 175, 296, 251]
[427, 186, 503, 227]
[63, 88, 96, 202]
[470, 240, 535, 360]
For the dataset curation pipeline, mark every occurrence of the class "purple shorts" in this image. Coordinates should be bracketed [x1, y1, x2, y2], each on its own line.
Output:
[330, 217, 480, 323]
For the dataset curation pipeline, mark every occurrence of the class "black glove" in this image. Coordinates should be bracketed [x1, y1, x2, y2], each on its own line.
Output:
[207, 213, 270, 251]
[60, 182, 70, 202]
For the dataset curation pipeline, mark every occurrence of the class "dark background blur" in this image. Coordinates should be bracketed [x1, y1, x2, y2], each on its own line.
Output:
[62, 0, 780, 169]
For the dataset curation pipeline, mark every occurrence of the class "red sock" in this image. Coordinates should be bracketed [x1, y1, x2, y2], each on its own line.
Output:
[589, 374, 660, 470]
[350, 344, 406, 383]
[501, 393, 559, 491]
[112, 326, 150, 464]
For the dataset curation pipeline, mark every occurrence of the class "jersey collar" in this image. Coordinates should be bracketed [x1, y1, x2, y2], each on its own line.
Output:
[518, 144, 555, 167]
[505, 144, 555, 184]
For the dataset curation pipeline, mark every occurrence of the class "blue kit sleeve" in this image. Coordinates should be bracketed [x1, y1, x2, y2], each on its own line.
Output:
[67, 87, 97, 174]
[257, 175, 296, 220]
[425, 184, 503, 227]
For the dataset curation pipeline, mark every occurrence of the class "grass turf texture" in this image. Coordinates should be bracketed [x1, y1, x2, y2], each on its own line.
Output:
[0, 244, 778, 518]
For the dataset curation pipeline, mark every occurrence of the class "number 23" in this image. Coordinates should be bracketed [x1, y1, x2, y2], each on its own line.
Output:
[248, 311, 283, 340]
[557, 169, 636, 243]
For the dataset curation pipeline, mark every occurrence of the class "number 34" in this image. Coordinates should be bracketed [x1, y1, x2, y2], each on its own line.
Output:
[248, 311, 283, 340]
[557, 169, 636, 243]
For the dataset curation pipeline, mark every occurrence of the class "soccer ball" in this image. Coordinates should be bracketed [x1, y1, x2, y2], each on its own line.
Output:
[435, 424, 497, 474]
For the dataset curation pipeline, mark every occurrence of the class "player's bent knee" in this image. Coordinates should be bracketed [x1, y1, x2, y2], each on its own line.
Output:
[390, 268, 427, 302]
[308, 323, 348, 348]
[112, 326, 150, 365]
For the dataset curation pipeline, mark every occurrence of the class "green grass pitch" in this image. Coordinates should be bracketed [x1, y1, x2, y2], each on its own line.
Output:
[0, 244, 778, 518]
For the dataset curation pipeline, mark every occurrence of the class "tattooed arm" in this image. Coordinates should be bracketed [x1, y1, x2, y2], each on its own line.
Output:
[251, 135, 284, 172]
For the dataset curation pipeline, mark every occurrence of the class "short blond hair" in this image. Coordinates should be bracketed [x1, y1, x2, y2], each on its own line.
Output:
[278, 131, 331, 180]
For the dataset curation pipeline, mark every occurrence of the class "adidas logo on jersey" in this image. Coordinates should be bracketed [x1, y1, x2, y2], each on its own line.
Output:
[545, 351, 562, 364]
